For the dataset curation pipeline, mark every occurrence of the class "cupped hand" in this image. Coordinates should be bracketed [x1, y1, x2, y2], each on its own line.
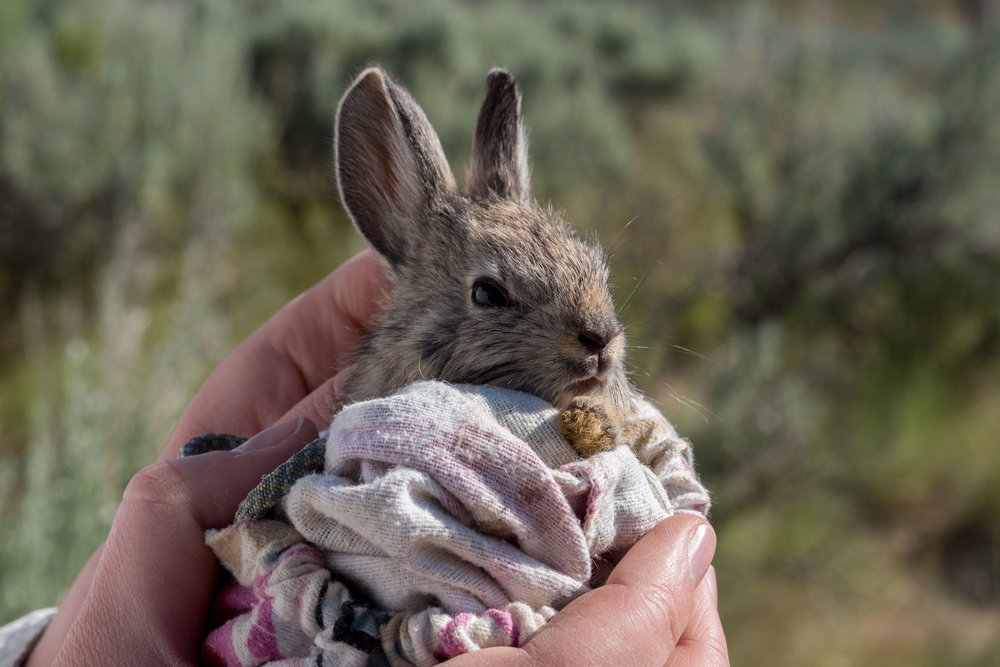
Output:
[161, 248, 391, 460]
[29, 250, 390, 665]
[445, 514, 729, 667]
[39, 418, 319, 664]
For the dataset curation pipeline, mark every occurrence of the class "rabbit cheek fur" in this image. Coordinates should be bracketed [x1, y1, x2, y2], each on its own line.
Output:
[335, 66, 642, 457]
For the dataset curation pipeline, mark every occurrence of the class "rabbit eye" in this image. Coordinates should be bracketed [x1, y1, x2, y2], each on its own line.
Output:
[471, 278, 510, 308]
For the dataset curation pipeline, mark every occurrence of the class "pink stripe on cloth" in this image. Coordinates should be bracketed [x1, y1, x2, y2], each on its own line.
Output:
[434, 612, 476, 660]
[216, 583, 256, 617]
[202, 618, 240, 667]
[245, 569, 279, 661]
[203, 522, 339, 666]
[485, 608, 517, 646]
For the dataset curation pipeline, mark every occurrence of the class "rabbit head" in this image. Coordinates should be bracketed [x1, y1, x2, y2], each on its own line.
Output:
[336, 67, 634, 416]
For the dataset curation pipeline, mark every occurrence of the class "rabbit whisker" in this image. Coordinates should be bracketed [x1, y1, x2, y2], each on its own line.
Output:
[657, 380, 721, 425]
[608, 231, 672, 258]
[607, 214, 641, 257]
[668, 344, 727, 367]
[617, 256, 659, 315]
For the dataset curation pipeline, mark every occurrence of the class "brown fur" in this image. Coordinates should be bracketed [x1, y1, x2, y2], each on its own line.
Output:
[335, 67, 639, 456]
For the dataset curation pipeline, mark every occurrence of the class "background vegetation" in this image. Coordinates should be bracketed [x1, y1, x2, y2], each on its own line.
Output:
[1, 1, 998, 664]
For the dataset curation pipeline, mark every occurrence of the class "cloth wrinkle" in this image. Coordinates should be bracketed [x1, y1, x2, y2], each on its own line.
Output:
[199, 381, 710, 666]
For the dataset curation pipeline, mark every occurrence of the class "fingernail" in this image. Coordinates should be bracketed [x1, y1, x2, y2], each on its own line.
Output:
[234, 416, 306, 454]
[705, 565, 718, 608]
[687, 523, 717, 589]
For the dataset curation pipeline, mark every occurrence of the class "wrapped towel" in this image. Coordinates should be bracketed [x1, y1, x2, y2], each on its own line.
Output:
[199, 381, 710, 666]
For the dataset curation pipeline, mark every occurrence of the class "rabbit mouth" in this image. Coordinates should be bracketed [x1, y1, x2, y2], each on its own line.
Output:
[569, 377, 602, 395]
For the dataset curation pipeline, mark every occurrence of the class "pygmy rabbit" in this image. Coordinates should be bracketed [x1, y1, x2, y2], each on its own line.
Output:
[336, 66, 651, 457]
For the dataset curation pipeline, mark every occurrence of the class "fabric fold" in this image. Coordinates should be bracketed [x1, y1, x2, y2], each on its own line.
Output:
[203, 381, 710, 666]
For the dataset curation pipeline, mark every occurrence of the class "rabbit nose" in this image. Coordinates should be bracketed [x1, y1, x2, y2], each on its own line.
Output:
[578, 324, 621, 355]
[578, 331, 608, 353]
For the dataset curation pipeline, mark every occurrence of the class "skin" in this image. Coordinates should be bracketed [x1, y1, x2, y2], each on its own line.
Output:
[26, 249, 729, 666]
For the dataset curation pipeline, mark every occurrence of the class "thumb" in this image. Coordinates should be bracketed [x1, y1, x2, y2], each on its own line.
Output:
[523, 514, 716, 666]
[51, 417, 318, 665]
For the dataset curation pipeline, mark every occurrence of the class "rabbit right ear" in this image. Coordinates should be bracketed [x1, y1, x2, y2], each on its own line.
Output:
[466, 68, 530, 202]
[335, 68, 457, 266]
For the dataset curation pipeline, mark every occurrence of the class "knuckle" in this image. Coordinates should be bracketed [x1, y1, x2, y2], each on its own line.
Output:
[707, 640, 732, 667]
[634, 581, 689, 647]
[122, 459, 191, 511]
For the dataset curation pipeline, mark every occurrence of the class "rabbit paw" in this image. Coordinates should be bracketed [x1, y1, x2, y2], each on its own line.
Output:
[558, 397, 619, 457]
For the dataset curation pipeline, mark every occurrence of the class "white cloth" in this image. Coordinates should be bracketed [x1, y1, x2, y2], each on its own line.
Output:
[0, 608, 56, 667]
[205, 382, 711, 665]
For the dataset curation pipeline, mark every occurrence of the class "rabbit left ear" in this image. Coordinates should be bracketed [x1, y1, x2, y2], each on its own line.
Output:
[466, 68, 530, 203]
[335, 67, 457, 267]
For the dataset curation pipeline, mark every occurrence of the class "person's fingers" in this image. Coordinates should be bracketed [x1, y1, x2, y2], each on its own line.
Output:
[277, 368, 352, 429]
[26, 548, 103, 666]
[664, 568, 729, 667]
[162, 250, 389, 460]
[161, 415, 320, 528]
[455, 515, 714, 667]
[445, 515, 717, 667]
[273, 249, 389, 389]
[53, 418, 317, 665]
[528, 515, 714, 666]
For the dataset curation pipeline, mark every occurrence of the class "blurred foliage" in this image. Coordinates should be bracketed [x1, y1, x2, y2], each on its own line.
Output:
[1, 1, 999, 664]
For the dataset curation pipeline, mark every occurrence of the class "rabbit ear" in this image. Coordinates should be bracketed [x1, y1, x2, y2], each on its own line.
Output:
[335, 67, 457, 266]
[466, 68, 530, 202]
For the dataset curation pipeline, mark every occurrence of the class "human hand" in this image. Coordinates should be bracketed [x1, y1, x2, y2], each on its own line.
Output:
[445, 514, 729, 667]
[28, 418, 320, 665]
[160, 249, 392, 460]
[28, 250, 390, 664]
